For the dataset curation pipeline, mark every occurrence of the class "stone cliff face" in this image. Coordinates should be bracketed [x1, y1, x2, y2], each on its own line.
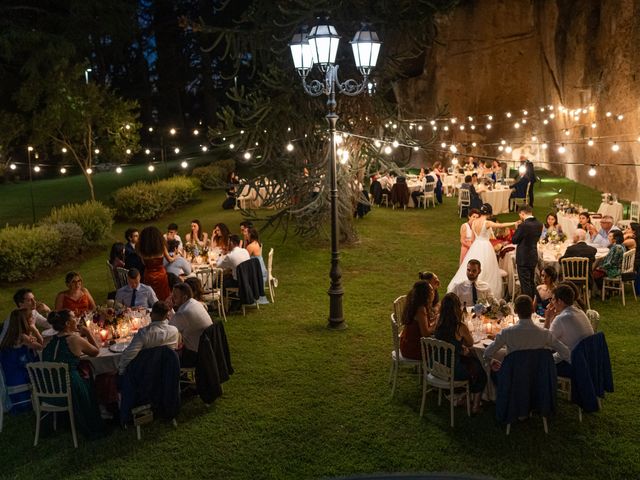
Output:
[396, 0, 640, 202]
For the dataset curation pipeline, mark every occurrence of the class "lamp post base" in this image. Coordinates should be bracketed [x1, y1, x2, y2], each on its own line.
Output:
[327, 286, 346, 330]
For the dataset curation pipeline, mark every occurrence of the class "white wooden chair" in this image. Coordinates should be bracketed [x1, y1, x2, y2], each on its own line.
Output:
[393, 295, 407, 323]
[196, 267, 226, 322]
[106, 261, 118, 290]
[389, 313, 421, 398]
[115, 267, 129, 289]
[442, 175, 456, 197]
[267, 248, 278, 303]
[417, 181, 436, 208]
[586, 309, 600, 332]
[602, 248, 637, 306]
[509, 254, 521, 299]
[509, 182, 530, 212]
[618, 201, 639, 228]
[0, 367, 32, 433]
[560, 257, 591, 310]
[458, 189, 471, 218]
[419, 337, 471, 427]
[26, 362, 78, 448]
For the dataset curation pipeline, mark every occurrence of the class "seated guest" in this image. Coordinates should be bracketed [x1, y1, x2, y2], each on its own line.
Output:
[124, 227, 145, 277]
[534, 267, 557, 315]
[43, 310, 105, 438]
[54, 271, 96, 316]
[622, 222, 640, 250]
[118, 301, 179, 375]
[109, 242, 126, 270]
[378, 172, 395, 199]
[216, 234, 250, 289]
[559, 229, 597, 271]
[541, 213, 563, 240]
[245, 227, 267, 284]
[434, 293, 487, 414]
[115, 268, 158, 309]
[169, 283, 212, 367]
[239, 221, 253, 247]
[184, 219, 209, 250]
[0, 309, 43, 412]
[211, 223, 231, 250]
[399, 281, 436, 361]
[576, 211, 598, 242]
[185, 277, 207, 308]
[458, 175, 483, 209]
[164, 240, 192, 278]
[543, 284, 594, 376]
[484, 295, 570, 376]
[0, 288, 51, 344]
[418, 271, 441, 314]
[163, 223, 183, 252]
[369, 174, 382, 205]
[556, 281, 588, 312]
[590, 215, 620, 248]
[593, 229, 626, 289]
[449, 259, 495, 306]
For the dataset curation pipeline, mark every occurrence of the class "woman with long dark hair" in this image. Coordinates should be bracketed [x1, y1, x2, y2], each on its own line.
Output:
[399, 281, 436, 361]
[434, 292, 486, 413]
[185, 219, 208, 249]
[137, 226, 171, 300]
[211, 223, 231, 251]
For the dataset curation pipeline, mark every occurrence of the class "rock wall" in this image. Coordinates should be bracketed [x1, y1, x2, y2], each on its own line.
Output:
[396, 0, 640, 202]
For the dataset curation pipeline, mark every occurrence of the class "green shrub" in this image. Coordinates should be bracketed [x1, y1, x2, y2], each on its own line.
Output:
[112, 176, 201, 221]
[192, 160, 235, 190]
[0, 225, 61, 282]
[49, 222, 84, 260]
[43, 201, 114, 244]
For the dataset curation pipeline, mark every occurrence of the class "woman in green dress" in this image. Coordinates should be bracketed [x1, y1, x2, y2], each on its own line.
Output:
[42, 310, 105, 439]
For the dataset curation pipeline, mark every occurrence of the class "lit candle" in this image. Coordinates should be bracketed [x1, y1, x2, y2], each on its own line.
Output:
[485, 323, 492, 334]
[99, 329, 108, 342]
[131, 317, 140, 331]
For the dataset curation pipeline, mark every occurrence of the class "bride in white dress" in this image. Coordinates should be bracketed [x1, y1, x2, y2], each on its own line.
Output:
[447, 203, 518, 300]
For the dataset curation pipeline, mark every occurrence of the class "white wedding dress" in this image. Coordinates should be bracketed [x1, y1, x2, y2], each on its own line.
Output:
[447, 220, 503, 299]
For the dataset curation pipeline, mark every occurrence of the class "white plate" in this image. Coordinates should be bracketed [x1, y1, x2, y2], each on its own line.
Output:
[41, 328, 57, 337]
[482, 339, 493, 347]
[108, 342, 130, 353]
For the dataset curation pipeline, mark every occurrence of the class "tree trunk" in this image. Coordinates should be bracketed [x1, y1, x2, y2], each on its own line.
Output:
[83, 171, 96, 200]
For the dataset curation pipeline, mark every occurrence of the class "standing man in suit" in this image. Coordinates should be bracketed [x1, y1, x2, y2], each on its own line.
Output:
[511, 204, 543, 298]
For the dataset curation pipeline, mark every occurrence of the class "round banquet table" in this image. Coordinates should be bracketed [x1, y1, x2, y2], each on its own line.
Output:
[480, 187, 512, 214]
[85, 346, 125, 375]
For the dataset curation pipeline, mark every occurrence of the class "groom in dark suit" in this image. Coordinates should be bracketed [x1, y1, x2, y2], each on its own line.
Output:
[511, 204, 543, 298]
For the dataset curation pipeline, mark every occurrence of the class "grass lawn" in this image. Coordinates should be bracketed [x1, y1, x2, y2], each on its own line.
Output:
[0, 171, 638, 479]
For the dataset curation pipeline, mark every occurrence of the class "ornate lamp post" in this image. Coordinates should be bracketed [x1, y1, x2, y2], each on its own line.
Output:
[289, 22, 381, 329]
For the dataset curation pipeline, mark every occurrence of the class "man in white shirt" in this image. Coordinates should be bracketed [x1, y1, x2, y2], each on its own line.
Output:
[169, 282, 212, 367]
[590, 215, 620, 248]
[0, 288, 51, 344]
[115, 268, 158, 308]
[484, 295, 570, 371]
[216, 234, 250, 288]
[450, 259, 495, 306]
[544, 284, 594, 375]
[118, 301, 179, 375]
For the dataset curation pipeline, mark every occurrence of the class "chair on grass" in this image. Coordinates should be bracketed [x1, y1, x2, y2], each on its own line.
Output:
[0, 366, 32, 433]
[115, 267, 129, 290]
[419, 337, 471, 428]
[106, 261, 118, 290]
[495, 349, 556, 435]
[196, 267, 226, 322]
[509, 182, 530, 212]
[458, 189, 471, 218]
[225, 258, 264, 315]
[393, 295, 407, 323]
[509, 255, 521, 299]
[417, 181, 436, 208]
[602, 249, 637, 306]
[586, 309, 600, 333]
[560, 257, 591, 310]
[390, 182, 410, 210]
[389, 313, 421, 398]
[618, 201, 639, 228]
[267, 248, 278, 303]
[26, 362, 78, 448]
[557, 332, 613, 422]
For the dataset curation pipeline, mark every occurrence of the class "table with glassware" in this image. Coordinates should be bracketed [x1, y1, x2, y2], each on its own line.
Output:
[189, 248, 224, 290]
[479, 185, 512, 214]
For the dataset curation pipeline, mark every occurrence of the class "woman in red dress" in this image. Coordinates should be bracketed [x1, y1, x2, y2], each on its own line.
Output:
[137, 226, 172, 301]
[54, 272, 97, 316]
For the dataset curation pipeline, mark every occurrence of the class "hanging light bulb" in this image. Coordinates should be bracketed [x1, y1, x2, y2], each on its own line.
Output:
[339, 150, 349, 164]
[148, 164, 155, 172]
[498, 145, 504, 152]
[169, 128, 177, 135]
[606, 112, 612, 117]
[506, 112, 512, 118]
[374, 140, 381, 148]
[505, 145, 513, 153]
[564, 129, 570, 136]
[514, 122, 520, 129]
[587, 138, 594, 146]
[432, 126, 438, 131]
[542, 142, 549, 150]
[449, 144, 458, 153]
[501, 140, 506, 145]
[430, 120, 436, 125]
[617, 114, 624, 121]
[450, 118, 457, 124]
[539, 107, 545, 112]
[470, 125, 476, 130]
[34, 165, 41, 172]
[523, 110, 528, 116]
[144, 148, 151, 155]
[85, 167, 92, 174]
[413, 146, 419, 151]
[94, 148, 100, 154]
[148, 127, 154, 132]
[558, 144, 566, 154]
[60, 167, 66, 174]
[243, 151, 252, 160]
[443, 125, 449, 131]
[174, 147, 180, 154]
[452, 157, 459, 165]
[201, 146, 208, 152]
[549, 113, 555, 119]
[471, 142, 477, 147]
[392, 140, 399, 148]
[486, 123, 492, 129]
[459, 125, 465, 131]
[9, 163, 16, 170]
[611, 142, 620, 152]
[384, 145, 392, 154]
[193, 129, 199, 136]
[418, 125, 423, 131]
[468, 116, 474, 122]
[116, 166, 123, 174]
[591, 122, 597, 129]
[488, 115, 493, 121]
[543, 119, 549, 125]
[531, 135, 538, 142]
[286, 142, 294, 152]
[441, 142, 447, 149]
[588, 165, 597, 176]
[125, 148, 132, 155]
[229, 143, 235, 150]
[522, 119, 527, 124]
[61, 147, 67, 153]
[181, 161, 188, 169]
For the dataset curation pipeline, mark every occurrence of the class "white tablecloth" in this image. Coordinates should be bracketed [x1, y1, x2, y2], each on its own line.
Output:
[597, 202, 624, 223]
[556, 212, 601, 241]
[480, 187, 512, 214]
[86, 347, 123, 375]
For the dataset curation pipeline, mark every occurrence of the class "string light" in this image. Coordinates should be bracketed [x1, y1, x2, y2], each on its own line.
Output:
[417, 125, 423, 131]
[148, 164, 155, 172]
[606, 112, 612, 117]
[611, 142, 620, 152]
[60, 167, 66, 174]
[125, 124, 131, 130]
[564, 129, 570, 136]
[459, 125, 465, 131]
[505, 145, 513, 153]
[9, 163, 16, 170]
[34, 166, 41, 172]
[486, 123, 492, 129]
[201, 146, 208, 152]
[443, 125, 449, 131]
[240, 130, 245, 134]
[440, 142, 447, 148]
[61, 147, 67, 153]
[148, 127, 154, 132]
[470, 125, 476, 130]
[506, 112, 512, 118]
[229, 143, 235, 150]
[193, 129, 199, 135]
[181, 161, 188, 169]
[543, 119, 549, 125]
[488, 115, 493, 121]
[28, 146, 34, 152]
[452, 158, 459, 165]
[116, 167, 123, 174]
[450, 118, 457, 124]
[587, 138, 594, 146]
[145, 148, 151, 155]
[169, 128, 176, 135]
[413, 146, 419, 151]
[541, 142, 549, 150]
[514, 122, 520, 129]
[286, 143, 294, 152]
[588, 165, 597, 176]
[468, 116, 473, 121]
[498, 146, 504, 152]
[558, 144, 566, 154]
[392, 140, 399, 148]
[591, 122, 597, 129]
[384, 145, 392, 154]
[125, 148, 132, 155]
[174, 147, 180, 154]
[86, 168, 92, 174]
[94, 148, 100, 154]
[449, 145, 457, 153]
[374, 140, 381, 148]
[617, 114, 624, 121]
[471, 142, 477, 147]
[243, 152, 252, 160]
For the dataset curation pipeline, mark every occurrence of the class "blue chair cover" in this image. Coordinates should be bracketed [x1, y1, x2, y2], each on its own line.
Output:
[569, 332, 614, 413]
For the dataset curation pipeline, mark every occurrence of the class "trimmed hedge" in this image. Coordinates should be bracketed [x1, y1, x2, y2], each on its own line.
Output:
[43, 201, 114, 245]
[192, 159, 236, 190]
[0, 225, 62, 282]
[50, 222, 84, 260]
[112, 176, 201, 221]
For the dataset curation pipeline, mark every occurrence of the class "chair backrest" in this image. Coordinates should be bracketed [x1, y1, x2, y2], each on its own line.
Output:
[621, 248, 636, 274]
[459, 188, 471, 206]
[393, 295, 407, 323]
[115, 267, 129, 289]
[569, 332, 614, 412]
[195, 267, 213, 294]
[26, 362, 72, 403]
[560, 257, 590, 282]
[630, 201, 639, 223]
[420, 337, 456, 384]
[390, 313, 401, 357]
[267, 248, 274, 280]
[107, 261, 118, 289]
[424, 181, 436, 193]
[586, 309, 600, 332]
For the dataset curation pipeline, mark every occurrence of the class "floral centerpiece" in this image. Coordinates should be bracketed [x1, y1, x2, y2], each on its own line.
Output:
[184, 243, 200, 261]
[481, 298, 512, 320]
[540, 229, 567, 245]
